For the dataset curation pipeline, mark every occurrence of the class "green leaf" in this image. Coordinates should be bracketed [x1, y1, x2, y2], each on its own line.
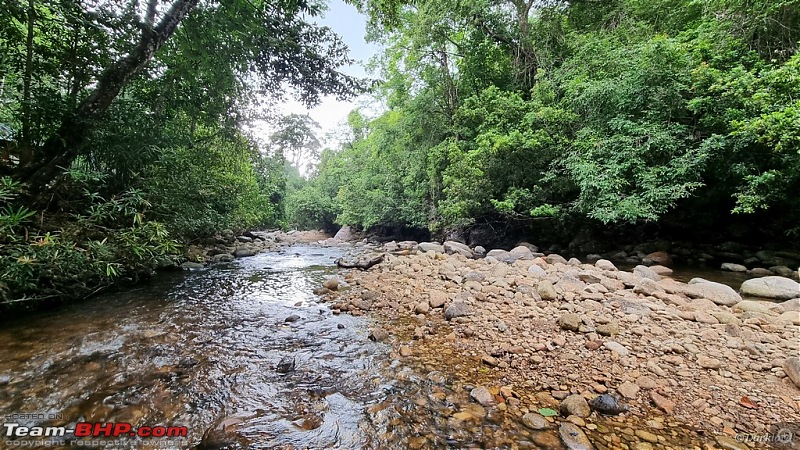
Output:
[538, 408, 558, 417]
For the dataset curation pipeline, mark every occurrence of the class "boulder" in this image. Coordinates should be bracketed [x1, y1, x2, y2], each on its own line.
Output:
[333, 225, 353, 241]
[780, 298, 800, 312]
[748, 268, 774, 277]
[633, 265, 661, 281]
[721, 263, 747, 272]
[210, 253, 235, 263]
[508, 245, 534, 261]
[418, 242, 445, 253]
[233, 247, 256, 258]
[684, 278, 742, 306]
[595, 259, 618, 271]
[732, 300, 783, 316]
[486, 249, 512, 263]
[770, 266, 794, 277]
[323, 278, 339, 291]
[276, 355, 296, 373]
[649, 265, 673, 276]
[546, 254, 568, 265]
[740, 276, 800, 300]
[643, 251, 672, 267]
[470, 386, 494, 406]
[444, 241, 473, 258]
[777, 311, 800, 325]
[784, 357, 800, 389]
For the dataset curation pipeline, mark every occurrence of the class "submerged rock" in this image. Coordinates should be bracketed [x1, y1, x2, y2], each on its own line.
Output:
[276, 356, 295, 373]
[521, 412, 550, 430]
[323, 278, 339, 291]
[559, 422, 594, 450]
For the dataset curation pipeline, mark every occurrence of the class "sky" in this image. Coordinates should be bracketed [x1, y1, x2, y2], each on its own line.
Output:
[279, 0, 382, 146]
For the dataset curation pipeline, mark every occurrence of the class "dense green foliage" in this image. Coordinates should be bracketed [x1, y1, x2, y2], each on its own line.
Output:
[298, 0, 800, 243]
[0, 0, 359, 308]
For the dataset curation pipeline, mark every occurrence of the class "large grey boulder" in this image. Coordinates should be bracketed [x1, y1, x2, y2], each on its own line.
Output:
[740, 276, 800, 300]
[486, 249, 513, 263]
[508, 245, 534, 261]
[684, 278, 742, 306]
[333, 225, 353, 241]
[444, 241, 474, 258]
[418, 242, 445, 253]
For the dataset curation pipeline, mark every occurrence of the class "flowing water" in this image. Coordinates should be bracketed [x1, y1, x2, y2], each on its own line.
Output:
[1, 247, 400, 449]
[0, 246, 759, 450]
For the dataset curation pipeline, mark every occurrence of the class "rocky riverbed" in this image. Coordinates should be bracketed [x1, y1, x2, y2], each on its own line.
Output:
[321, 241, 800, 449]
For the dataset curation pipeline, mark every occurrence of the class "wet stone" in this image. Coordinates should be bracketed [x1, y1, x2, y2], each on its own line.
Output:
[559, 422, 595, 450]
[369, 328, 390, 342]
[470, 386, 494, 406]
[588, 394, 627, 415]
[521, 412, 550, 430]
[276, 355, 295, 373]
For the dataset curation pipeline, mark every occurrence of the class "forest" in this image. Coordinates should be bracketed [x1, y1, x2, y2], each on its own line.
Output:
[2, 0, 799, 308]
[0, 0, 360, 307]
[288, 0, 800, 248]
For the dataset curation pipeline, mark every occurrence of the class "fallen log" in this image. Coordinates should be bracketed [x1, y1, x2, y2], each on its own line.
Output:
[336, 254, 385, 270]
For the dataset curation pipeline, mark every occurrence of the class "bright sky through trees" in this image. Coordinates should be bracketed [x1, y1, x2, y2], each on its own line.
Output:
[281, 0, 381, 146]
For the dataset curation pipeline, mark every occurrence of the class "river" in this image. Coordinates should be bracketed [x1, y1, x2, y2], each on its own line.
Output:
[0, 245, 785, 450]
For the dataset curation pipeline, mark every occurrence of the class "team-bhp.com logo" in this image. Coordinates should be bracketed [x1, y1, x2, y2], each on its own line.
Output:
[4, 422, 187, 438]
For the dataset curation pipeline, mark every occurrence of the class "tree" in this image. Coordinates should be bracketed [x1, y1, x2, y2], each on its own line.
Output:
[269, 114, 323, 175]
[8, 0, 363, 195]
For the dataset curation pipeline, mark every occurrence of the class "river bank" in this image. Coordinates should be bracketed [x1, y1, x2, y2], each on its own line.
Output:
[321, 241, 800, 449]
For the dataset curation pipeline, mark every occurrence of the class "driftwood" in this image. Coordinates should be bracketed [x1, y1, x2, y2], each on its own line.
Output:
[335, 254, 385, 270]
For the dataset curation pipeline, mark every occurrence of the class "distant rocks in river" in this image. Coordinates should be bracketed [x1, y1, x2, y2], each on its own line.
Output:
[740, 276, 800, 300]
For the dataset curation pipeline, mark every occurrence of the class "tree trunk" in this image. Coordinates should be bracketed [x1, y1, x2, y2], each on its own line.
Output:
[21, 0, 199, 195]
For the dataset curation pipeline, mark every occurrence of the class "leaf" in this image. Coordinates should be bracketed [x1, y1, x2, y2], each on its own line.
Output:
[739, 396, 759, 409]
[538, 408, 558, 417]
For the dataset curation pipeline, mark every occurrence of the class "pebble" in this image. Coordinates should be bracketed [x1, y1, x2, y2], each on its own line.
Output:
[697, 354, 723, 369]
[560, 394, 591, 418]
[588, 394, 627, 415]
[558, 313, 581, 331]
[635, 376, 657, 389]
[520, 412, 550, 430]
[649, 391, 675, 414]
[603, 341, 630, 357]
[617, 381, 640, 399]
[470, 386, 494, 406]
[634, 429, 659, 443]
